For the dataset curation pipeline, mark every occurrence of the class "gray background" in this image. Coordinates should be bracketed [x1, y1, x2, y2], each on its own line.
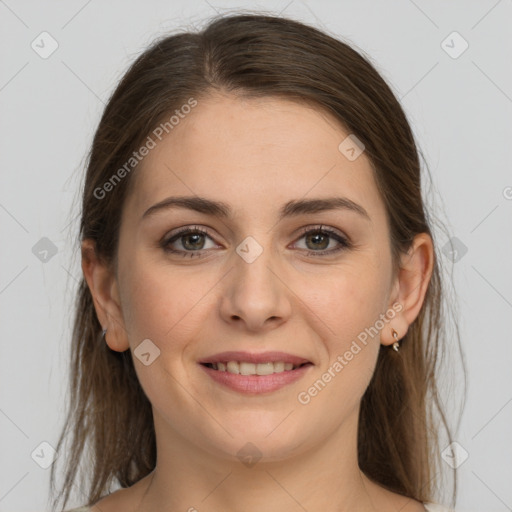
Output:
[1, 1, 511, 511]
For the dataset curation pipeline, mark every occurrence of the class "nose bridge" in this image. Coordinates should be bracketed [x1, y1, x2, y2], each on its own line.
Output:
[234, 233, 279, 299]
[220, 233, 290, 329]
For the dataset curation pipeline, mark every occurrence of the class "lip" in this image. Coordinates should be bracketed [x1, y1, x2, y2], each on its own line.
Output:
[198, 351, 311, 366]
[199, 362, 313, 394]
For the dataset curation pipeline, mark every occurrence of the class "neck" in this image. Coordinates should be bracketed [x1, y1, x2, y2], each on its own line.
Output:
[139, 407, 382, 512]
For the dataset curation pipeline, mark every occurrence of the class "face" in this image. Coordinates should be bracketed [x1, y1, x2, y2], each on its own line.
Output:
[111, 92, 400, 462]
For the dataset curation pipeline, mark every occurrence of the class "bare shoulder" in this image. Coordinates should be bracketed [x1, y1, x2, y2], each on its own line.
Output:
[385, 493, 429, 512]
[89, 488, 134, 512]
[89, 476, 150, 512]
[363, 479, 428, 512]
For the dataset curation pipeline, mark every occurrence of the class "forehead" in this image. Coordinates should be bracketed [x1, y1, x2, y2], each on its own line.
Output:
[125, 92, 384, 222]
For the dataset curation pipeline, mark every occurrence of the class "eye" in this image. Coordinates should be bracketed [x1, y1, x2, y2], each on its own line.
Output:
[161, 226, 218, 257]
[292, 225, 351, 256]
[160, 224, 351, 258]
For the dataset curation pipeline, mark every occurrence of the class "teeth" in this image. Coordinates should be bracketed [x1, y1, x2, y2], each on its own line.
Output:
[255, 362, 274, 376]
[210, 361, 303, 375]
[273, 362, 285, 372]
[226, 361, 239, 374]
[240, 362, 256, 375]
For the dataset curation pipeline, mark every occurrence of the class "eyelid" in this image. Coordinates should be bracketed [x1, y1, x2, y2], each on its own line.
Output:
[161, 224, 351, 256]
[293, 224, 349, 242]
[162, 225, 219, 248]
[164, 224, 349, 242]
[290, 224, 351, 255]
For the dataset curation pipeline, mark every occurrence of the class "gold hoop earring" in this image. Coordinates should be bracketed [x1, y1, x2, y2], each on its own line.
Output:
[391, 328, 400, 352]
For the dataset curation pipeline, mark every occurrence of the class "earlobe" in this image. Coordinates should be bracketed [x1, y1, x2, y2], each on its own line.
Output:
[81, 239, 130, 352]
[383, 233, 434, 346]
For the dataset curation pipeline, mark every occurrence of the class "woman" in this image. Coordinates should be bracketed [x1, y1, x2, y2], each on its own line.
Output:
[51, 12, 461, 512]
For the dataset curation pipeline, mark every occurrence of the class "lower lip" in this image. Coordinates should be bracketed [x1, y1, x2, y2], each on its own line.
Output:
[199, 363, 313, 394]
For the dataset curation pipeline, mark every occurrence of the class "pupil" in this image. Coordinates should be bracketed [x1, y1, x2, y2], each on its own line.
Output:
[184, 233, 204, 250]
[308, 232, 328, 250]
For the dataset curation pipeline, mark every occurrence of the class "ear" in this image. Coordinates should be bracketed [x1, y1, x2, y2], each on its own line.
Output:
[81, 238, 130, 352]
[382, 232, 434, 346]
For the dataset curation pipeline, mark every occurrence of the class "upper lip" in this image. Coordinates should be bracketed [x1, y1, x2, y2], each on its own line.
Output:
[198, 351, 311, 366]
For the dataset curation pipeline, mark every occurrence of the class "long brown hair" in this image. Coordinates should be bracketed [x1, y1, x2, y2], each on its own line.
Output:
[51, 11, 465, 510]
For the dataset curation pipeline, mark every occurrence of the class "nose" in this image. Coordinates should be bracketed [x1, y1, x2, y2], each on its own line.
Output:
[219, 240, 292, 332]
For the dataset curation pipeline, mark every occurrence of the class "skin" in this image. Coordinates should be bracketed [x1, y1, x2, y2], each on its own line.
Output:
[82, 91, 433, 512]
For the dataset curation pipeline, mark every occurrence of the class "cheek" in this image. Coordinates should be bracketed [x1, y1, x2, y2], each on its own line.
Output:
[301, 261, 389, 342]
[118, 263, 212, 404]
[119, 259, 206, 348]
[294, 259, 389, 391]
[295, 276, 384, 416]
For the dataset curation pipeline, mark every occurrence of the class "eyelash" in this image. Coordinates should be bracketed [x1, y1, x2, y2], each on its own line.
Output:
[161, 225, 351, 258]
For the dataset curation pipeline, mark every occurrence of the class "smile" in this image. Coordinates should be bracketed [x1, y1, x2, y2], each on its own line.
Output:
[199, 361, 313, 394]
[203, 361, 307, 375]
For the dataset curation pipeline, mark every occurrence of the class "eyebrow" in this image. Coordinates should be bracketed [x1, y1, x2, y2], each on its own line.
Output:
[141, 195, 371, 222]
